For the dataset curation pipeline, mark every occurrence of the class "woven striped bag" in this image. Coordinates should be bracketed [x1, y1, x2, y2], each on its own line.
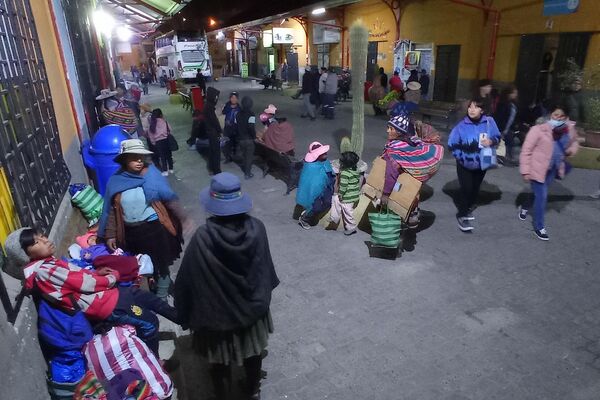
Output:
[369, 208, 402, 248]
[71, 185, 104, 226]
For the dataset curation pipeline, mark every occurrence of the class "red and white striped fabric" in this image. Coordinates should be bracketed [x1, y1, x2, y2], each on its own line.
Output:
[83, 325, 173, 399]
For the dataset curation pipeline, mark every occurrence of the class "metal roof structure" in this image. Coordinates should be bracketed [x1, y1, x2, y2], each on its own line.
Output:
[97, 0, 191, 37]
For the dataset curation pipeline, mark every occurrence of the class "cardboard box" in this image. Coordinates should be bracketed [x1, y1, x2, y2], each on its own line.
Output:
[362, 157, 421, 221]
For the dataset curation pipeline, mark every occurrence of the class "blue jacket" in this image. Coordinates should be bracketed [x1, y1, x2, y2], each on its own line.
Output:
[222, 102, 240, 127]
[448, 115, 501, 170]
[296, 160, 334, 211]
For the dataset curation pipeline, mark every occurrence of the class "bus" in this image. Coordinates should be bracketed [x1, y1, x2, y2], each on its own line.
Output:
[155, 31, 211, 81]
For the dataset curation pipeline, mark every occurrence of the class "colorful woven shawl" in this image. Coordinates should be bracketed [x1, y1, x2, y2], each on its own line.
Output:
[384, 139, 444, 182]
[103, 107, 138, 134]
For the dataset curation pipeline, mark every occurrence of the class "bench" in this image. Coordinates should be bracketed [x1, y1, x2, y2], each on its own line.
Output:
[254, 141, 302, 195]
[179, 92, 192, 111]
[416, 101, 456, 129]
[261, 78, 283, 91]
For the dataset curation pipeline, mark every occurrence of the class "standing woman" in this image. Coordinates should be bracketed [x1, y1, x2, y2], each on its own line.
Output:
[494, 85, 519, 165]
[147, 108, 174, 176]
[98, 139, 185, 299]
[174, 172, 279, 400]
[448, 98, 501, 232]
[519, 106, 579, 240]
[204, 87, 223, 175]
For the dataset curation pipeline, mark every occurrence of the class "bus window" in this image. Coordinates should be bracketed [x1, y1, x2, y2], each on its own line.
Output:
[181, 50, 206, 63]
[158, 57, 168, 66]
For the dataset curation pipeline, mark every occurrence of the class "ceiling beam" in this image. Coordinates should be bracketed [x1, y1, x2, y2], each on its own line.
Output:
[128, 0, 169, 17]
[107, 0, 159, 21]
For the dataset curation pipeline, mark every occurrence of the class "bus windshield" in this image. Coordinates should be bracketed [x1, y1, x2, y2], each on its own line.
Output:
[181, 50, 206, 63]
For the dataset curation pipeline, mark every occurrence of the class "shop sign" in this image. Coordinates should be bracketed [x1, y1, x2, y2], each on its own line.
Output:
[263, 31, 273, 48]
[313, 20, 341, 44]
[273, 28, 294, 44]
[543, 0, 579, 16]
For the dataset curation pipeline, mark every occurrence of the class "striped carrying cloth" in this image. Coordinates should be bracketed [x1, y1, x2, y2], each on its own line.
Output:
[71, 185, 104, 226]
[103, 108, 138, 134]
[83, 325, 173, 399]
[384, 139, 444, 182]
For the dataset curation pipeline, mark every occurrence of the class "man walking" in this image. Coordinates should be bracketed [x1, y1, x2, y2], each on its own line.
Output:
[300, 67, 316, 120]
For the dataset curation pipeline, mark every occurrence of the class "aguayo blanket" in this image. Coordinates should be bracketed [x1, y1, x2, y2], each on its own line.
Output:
[384, 139, 444, 182]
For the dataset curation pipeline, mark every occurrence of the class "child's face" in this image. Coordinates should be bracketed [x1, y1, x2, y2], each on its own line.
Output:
[26, 234, 55, 260]
[87, 235, 97, 246]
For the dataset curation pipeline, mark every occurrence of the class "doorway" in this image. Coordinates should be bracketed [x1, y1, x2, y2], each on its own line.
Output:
[367, 41, 378, 82]
[515, 32, 590, 109]
[287, 51, 299, 83]
[433, 45, 460, 102]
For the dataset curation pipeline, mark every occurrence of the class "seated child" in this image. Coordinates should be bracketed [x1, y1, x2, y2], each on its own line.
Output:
[4, 227, 180, 355]
[296, 141, 335, 229]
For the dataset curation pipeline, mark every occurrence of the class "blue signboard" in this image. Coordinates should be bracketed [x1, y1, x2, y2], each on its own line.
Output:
[543, 0, 580, 16]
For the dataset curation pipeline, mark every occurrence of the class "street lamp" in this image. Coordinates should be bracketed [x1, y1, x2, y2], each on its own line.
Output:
[312, 7, 326, 15]
[92, 9, 115, 37]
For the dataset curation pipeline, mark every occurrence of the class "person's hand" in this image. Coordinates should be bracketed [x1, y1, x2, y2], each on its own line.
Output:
[481, 138, 493, 147]
[522, 175, 531, 183]
[106, 238, 117, 252]
[381, 194, 389, 206]
[97, 267, 120, 281]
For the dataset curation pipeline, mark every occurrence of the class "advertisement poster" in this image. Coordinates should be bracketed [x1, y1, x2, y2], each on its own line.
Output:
[404, 51, 421, 70]
[273, 28, 294, 44]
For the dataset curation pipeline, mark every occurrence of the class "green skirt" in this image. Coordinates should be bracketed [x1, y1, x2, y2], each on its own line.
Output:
[193, 311, 273, 366]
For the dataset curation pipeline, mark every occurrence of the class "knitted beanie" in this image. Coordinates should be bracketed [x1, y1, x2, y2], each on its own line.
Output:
[3, 227, 31, 267]
[387, 113, 410, 134]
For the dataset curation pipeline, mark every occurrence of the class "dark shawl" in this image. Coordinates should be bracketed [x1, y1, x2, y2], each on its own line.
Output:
[174, 215, 279, 331]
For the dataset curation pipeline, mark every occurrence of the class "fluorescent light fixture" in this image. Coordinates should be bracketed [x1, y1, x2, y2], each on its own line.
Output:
[116, 26, 132, 42]
[92, 9, 115, 37]
[226, 41, 232, 50]
[312, 7, 326, 15]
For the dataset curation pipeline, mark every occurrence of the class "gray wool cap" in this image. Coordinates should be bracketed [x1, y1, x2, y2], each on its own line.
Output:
[3, 227, 32, 267]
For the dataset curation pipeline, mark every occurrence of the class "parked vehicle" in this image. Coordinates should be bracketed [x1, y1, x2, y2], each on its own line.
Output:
[155, 30, 212, 81]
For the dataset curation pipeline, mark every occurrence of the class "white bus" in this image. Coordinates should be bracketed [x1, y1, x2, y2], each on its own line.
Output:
[155, 31, 211, 81]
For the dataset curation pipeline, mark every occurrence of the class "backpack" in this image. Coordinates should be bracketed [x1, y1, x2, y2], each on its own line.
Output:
[37, 296, 93, 354]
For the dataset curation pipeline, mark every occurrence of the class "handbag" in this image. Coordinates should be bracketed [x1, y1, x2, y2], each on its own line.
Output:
[167, 134, 179, 151]
[368, 207, 403, 248]
[496, 138, 506, 157]
[479, 120, 498, 170]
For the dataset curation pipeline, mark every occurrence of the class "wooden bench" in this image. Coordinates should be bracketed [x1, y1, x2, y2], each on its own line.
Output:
[254, 141, 302, 195]
[179, 91, 192, 111]
[416, 101, 456, 129]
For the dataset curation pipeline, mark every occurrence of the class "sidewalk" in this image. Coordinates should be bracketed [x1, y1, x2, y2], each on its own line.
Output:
[141, 78, 600, 400]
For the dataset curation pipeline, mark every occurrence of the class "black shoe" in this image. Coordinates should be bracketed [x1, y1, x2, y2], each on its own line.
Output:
[534, 228, 549, 241]
[457, 217, 474, 232]
[465, 212, 475, 221]
[518, 207, 528, 221]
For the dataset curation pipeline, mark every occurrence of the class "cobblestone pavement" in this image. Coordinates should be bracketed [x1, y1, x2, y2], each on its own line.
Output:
[143, 78, 600, 400]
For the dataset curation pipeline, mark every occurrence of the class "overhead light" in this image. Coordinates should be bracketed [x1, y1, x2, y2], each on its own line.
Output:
[209, 18, 217, 27]
[183, 17, 186, 21]
[312, 7, 326, 15]
[92, 9, 115, 37]
[125, 18, 131, 23]
[280, 19, 286, 25]
[116, 25, 132, 42]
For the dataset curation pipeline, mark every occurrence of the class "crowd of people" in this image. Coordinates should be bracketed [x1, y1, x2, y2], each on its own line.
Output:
[9, 59, 599, 400]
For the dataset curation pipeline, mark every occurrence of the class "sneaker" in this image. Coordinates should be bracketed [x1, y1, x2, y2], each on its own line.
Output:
[518, 207, 528, 221]
[407, 210, 420, 229]
[161, 171, 169, 177]
[465, 212, 475, 221]
[457, 217, 474, 232]
[534, 228, 549, 241]
[188, 144, 197, 151]
[298, 217, 311, 230]
[168, 169, 174, 175]
[590, 190, 600, 199]
[344, 229, 357, 236]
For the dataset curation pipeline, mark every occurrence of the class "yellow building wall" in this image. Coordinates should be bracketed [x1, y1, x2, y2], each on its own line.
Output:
[344, 0, 397, 73]
[490, 0, 600, 82]
[30, 0, 79, 154]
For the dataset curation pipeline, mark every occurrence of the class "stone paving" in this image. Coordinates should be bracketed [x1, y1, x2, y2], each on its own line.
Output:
[141, 77, 600, 400]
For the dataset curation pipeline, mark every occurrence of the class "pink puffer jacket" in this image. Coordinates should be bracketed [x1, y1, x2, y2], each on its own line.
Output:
[519, 121, 579, 183]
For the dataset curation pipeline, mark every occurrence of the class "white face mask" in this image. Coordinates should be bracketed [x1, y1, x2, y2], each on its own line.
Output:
[548, 118, 566, 128]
